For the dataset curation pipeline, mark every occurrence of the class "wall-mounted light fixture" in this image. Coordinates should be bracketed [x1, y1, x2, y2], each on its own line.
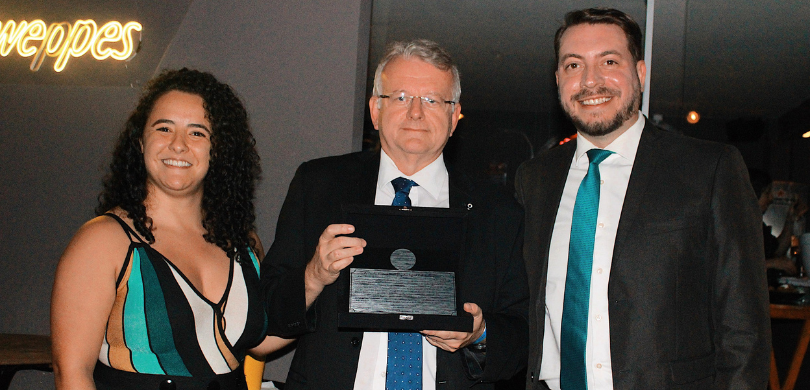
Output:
[686, 110, 700, 124]
[559, 133, 577, 145]
[1, 19, 142, 72]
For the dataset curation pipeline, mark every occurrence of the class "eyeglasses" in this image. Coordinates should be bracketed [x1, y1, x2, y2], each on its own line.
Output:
[378, 92, 456, 110]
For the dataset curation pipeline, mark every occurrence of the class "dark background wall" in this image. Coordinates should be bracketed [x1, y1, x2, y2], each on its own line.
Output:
[0, 1, 370, 388]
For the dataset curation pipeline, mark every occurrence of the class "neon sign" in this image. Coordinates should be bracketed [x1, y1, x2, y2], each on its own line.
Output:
[0, 19, 142, 72]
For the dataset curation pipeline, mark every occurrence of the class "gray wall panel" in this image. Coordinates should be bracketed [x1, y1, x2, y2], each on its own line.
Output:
[0, 1, 369, 388]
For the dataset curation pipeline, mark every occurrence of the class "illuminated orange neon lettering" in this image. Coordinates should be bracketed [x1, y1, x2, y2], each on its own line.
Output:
[28, 22, 69, 71]
[0, 19, 142, 72]
[0, 20, 29, 56]
[92, 21, 121, 60]
[18, 20, 46, 57]
[117, 22, 142, 61]
[54, 19, 97, 72]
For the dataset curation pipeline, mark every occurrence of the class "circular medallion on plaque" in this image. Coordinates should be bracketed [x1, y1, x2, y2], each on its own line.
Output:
[390, 249, 416, 270]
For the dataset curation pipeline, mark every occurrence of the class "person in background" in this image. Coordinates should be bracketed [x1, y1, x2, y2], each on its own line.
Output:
[52, 68, 289, 390]
[515, 8, 770, 389]
[261, 39, 528, 389]
[749, 168, 808, 274]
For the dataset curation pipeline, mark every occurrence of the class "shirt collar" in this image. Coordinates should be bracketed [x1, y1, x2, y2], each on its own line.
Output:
[378, 150, 448, 199]
[574, 112, 645, 166]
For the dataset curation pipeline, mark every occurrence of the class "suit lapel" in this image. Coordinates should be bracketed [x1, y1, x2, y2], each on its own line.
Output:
[538, 142, 577, 260]
[607, 123, 665, 385]
[357, 151, 381, 205]
[612, 123, 664, 261]
[447, 163, 474, 210]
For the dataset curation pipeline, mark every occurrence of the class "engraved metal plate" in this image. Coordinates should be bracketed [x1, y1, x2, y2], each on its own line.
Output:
[349, 268, 457, 315]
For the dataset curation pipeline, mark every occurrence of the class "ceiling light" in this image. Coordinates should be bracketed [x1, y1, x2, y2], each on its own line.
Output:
[802, 130, 810, 138]
[686, 111, 700, 124]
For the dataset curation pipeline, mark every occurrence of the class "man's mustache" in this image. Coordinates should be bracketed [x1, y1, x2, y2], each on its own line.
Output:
[571, 87, 621, 102]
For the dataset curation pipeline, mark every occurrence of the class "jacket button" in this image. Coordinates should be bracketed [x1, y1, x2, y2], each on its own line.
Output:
[351, 337, 360, 347]
[159, 379, 176, 390]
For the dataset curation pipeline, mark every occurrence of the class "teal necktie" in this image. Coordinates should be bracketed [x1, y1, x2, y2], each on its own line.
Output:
[560, 148, 613, 390]
[387, 177, 422, 390]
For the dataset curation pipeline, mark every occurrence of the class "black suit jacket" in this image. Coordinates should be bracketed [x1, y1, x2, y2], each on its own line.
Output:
[262, 151, 529, 390]
[514, 123, 771, 389]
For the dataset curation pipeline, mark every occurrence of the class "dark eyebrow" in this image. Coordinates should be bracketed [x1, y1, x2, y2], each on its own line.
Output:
[150, 119, 174, 127]
[559, 50, 626, 66]
[188, 123, 211, 133]
[149, 119, 211, 134]
[559, 53, 583, 63]
[599, 50, 623, 57]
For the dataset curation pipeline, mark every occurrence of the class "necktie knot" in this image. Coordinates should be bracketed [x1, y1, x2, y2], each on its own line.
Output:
[391, 177, 419, 207]
[586, 148, 613, 166]
[392, 177, 418, 193]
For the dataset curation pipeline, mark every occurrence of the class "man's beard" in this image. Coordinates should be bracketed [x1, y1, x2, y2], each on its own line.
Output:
[561, 80, 641, 137]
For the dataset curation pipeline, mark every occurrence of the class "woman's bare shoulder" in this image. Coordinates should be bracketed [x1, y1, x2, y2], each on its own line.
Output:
[60, 213, 133, 269]
[73, 214, 128, 242]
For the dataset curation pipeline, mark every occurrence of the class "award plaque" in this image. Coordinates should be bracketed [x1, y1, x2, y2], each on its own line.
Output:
[337, 205, 472, 332]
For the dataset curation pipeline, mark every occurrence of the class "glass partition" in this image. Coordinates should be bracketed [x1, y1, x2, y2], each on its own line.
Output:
[364, 0, 810, 190]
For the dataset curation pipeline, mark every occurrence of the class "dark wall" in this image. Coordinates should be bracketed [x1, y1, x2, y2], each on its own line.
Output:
[0, 1, 370, 388]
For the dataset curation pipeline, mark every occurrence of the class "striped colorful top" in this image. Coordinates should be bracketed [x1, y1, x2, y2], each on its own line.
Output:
[98, 214, 267, 378]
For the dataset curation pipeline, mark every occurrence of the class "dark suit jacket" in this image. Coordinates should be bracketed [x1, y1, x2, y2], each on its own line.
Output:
[261, 151, 529, 390]
[514, 123, 771, 389]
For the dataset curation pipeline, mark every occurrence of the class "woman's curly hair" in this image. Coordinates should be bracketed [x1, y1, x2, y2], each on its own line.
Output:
[96, 68, 261, 260]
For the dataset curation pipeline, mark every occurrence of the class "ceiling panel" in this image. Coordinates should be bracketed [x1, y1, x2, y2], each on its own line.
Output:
[368, 0, 809, 124]
[369, 0, 646, 114]
[681, 1, 810, 119]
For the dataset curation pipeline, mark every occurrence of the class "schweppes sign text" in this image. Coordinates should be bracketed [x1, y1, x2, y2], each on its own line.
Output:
[0, 19, 142, 72]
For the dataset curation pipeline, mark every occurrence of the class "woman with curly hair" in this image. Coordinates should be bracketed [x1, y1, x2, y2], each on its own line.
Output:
[51, 68, 288, 389]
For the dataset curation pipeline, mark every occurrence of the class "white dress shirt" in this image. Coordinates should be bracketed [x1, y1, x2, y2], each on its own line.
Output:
[539, 114, 645, 390]
[352, 150, 450, 390]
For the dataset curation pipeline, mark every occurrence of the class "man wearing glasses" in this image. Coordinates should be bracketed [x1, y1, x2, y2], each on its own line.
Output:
[262, 39, 528, 390]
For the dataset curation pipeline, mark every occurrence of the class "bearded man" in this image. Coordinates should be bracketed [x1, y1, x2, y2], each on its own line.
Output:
[515, 8, 770, 390]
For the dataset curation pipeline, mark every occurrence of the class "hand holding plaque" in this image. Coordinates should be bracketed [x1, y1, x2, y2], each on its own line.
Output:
[304, 224, 366, 308]
[422, 302, 486, 352]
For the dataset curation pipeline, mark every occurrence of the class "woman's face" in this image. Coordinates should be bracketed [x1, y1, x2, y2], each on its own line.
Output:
[141, 90, 212, 198]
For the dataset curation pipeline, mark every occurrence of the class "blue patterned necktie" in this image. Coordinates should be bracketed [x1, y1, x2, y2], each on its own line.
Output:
[387, 177, 422, 390]
[391, 177, 418, 208]
[560, 148, 613, 390]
